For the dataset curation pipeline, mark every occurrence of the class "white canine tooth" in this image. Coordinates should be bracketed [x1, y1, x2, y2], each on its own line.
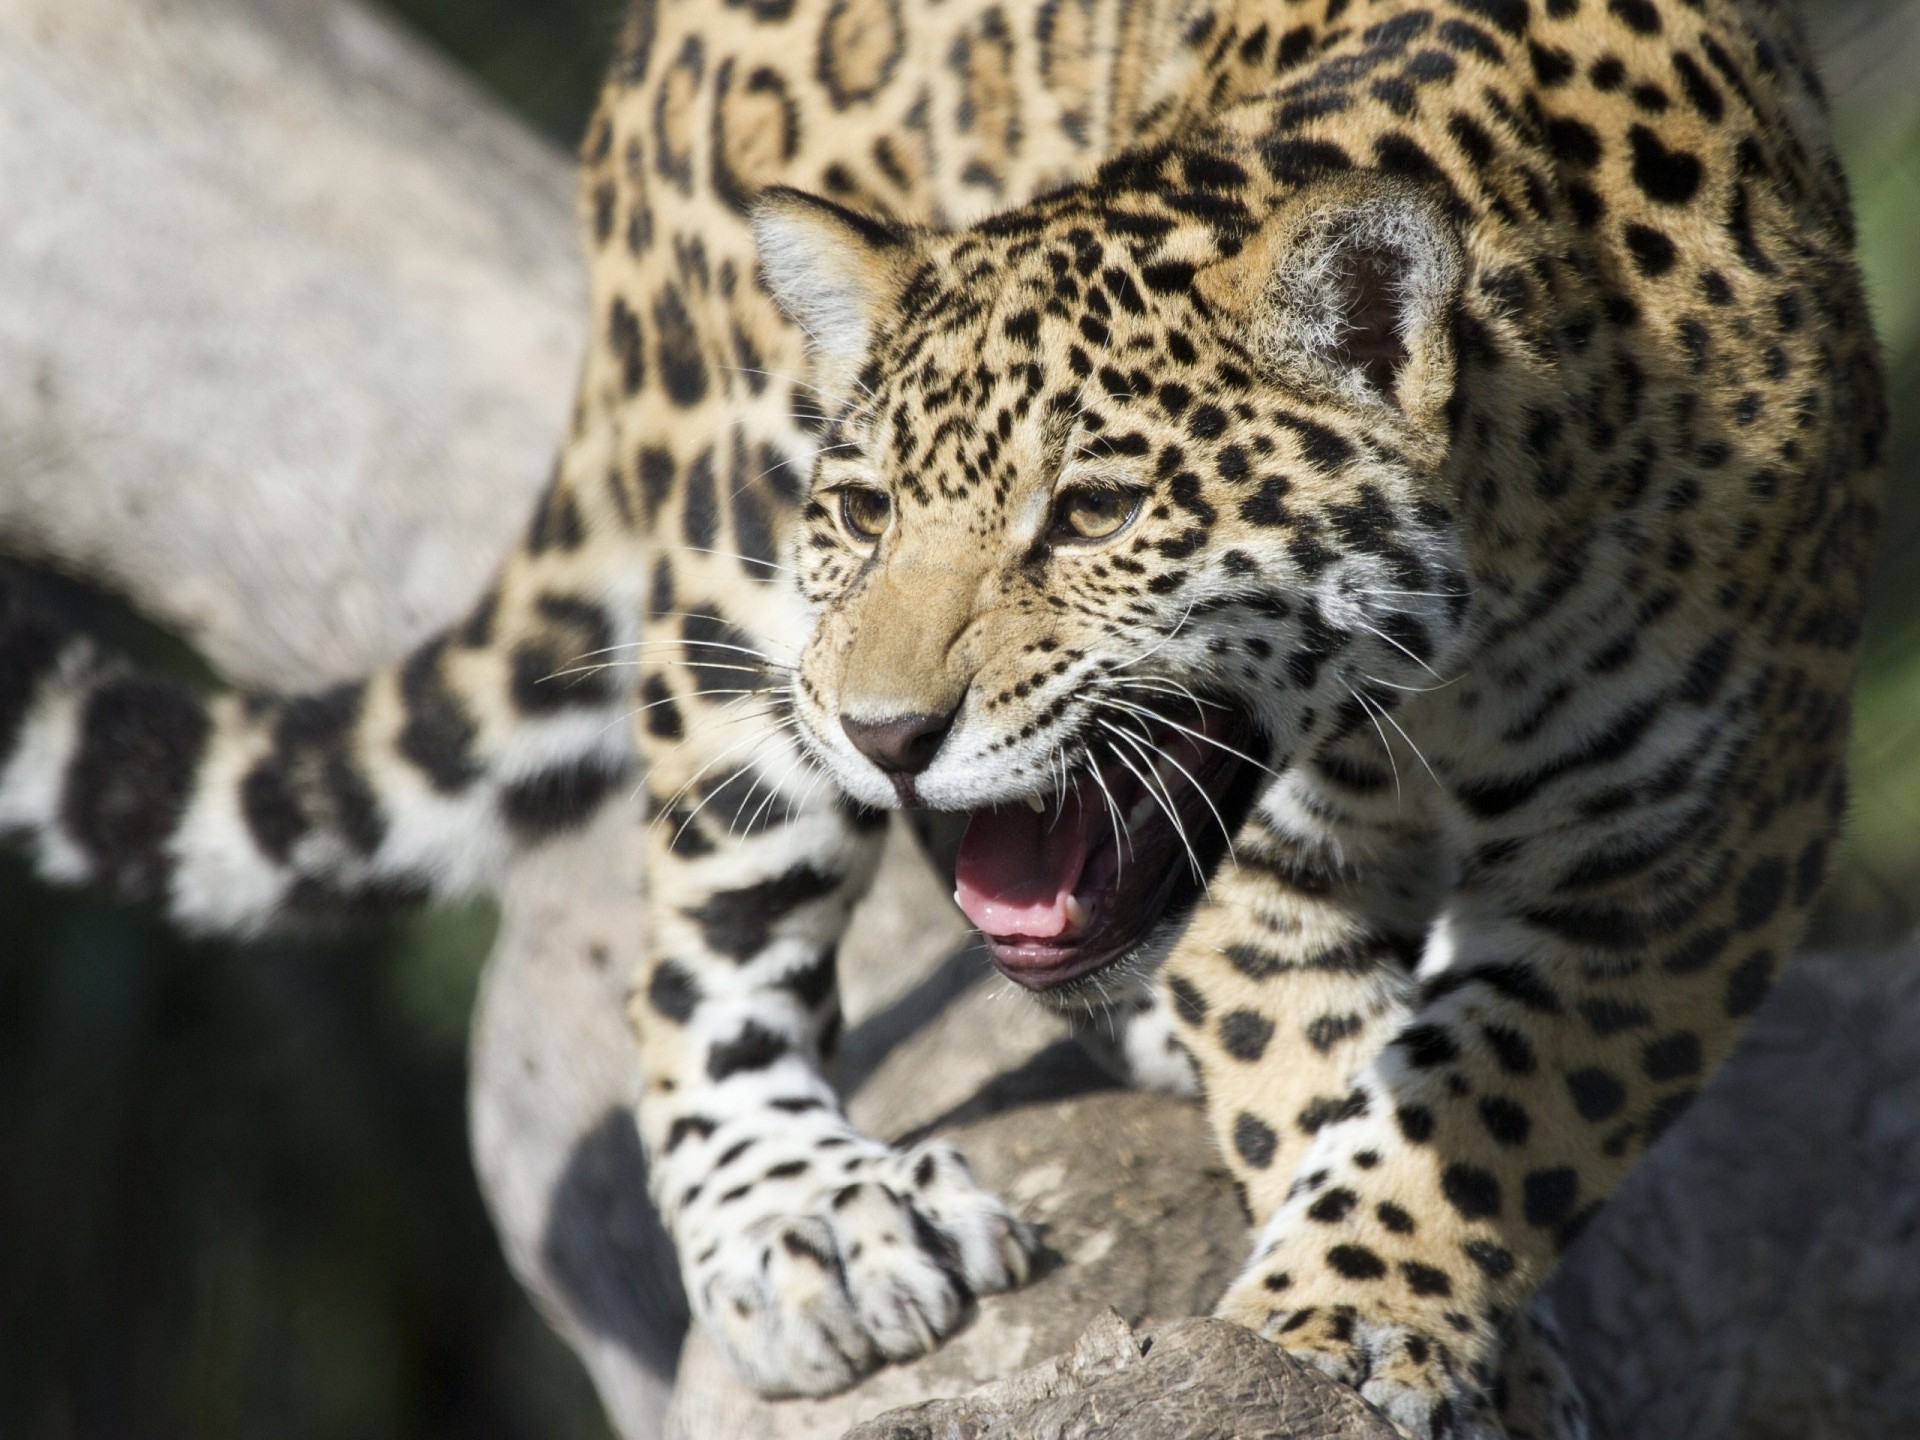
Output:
[1126, 796, 1156, 831]
[1064, 894, 1091, 929]
[954, 888, 965, 911]
[1025, 792, 1047, 814]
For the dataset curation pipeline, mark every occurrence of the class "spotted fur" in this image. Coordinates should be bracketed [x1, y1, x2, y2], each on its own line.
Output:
[0, 0, 1880, 1434]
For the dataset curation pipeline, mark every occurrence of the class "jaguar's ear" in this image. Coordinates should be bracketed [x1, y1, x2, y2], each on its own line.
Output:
[1200, 178, 1464, 430]
[752, 187, 918, 399]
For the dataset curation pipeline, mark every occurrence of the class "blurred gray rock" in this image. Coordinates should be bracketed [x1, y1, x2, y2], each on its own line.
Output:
[0, 0, 581, 689]
[1546, 947, 1920, 1440]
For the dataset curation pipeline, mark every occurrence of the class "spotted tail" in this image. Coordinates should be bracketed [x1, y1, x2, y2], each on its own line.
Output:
[0, 561, 639, 934]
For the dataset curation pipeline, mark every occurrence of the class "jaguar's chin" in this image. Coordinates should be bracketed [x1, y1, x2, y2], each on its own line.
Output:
[952, 700, 1265, 993]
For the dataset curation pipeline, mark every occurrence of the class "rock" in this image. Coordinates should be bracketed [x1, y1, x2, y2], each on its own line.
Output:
[0, 0, 580, 688]
[1545, 947, 1920, 1439]
[842, 1311, 1401, 1440]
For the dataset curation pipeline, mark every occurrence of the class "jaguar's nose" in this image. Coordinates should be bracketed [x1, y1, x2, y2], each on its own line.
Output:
[839, 706, 959, 774]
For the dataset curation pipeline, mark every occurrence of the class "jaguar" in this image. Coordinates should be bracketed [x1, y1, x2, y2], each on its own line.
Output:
[0, 0, 1882, 1433]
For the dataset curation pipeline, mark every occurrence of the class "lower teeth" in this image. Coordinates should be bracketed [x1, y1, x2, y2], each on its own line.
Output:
[1064, 894, 1091, 929]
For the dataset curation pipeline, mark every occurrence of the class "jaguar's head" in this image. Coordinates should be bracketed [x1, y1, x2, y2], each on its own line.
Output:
[752, 164, 1471, 996]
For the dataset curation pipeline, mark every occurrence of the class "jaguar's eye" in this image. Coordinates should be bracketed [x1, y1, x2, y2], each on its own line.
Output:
[1050, 486, 1142, 543]
[837, 487, 893, 542]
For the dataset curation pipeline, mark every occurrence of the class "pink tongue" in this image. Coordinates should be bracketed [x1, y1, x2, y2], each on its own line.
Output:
[954, 790, 1093, 939]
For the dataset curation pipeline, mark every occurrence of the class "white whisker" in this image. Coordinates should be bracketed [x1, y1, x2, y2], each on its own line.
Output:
[715, 364, 849, 404]
[580, 634, 789, 663]
[655, 719, 796, 833]
[1103, 672, 1225, 714]
[1092, 693, 1282, 783]
[1113, 601, 1197, 672]
[1375, 699, 1443, 790]
[1106, 715, 1238, 864]
[1100, 722, 1208, 893]
[656, 542, 797, 575]
[1359, 669, 1464, 696]
[1083, 755, 1132, 865]
[595, 685, 772, 742]
[1346, 685, 1403, 805]
[1351, 619, 1450, 683]
[741, 741, 818, 834]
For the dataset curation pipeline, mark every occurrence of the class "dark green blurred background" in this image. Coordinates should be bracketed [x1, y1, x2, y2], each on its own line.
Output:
[2, 2, 1916, 1437]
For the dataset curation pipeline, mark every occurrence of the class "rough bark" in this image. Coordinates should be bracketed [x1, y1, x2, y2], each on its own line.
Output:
[840, 1311, 1402, 1440]
[4, 4, 1918, 1440]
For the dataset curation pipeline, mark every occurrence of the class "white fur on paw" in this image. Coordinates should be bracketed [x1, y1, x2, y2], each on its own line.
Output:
[689, 1141, 1035, 1397]
[1498, 1300, 1591, 1440]
[1268, 1315, 1492, 1440]
[1359, 1376, 1502, 1440]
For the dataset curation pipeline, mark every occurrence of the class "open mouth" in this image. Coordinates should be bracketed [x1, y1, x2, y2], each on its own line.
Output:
[952, 701, 1263, 993]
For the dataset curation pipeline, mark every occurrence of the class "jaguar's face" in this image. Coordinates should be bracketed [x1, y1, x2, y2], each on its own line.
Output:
[753, 172, 1470, 995]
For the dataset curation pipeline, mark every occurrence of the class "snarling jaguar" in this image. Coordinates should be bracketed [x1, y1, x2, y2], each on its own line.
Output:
[0, 0, 1882, 1434]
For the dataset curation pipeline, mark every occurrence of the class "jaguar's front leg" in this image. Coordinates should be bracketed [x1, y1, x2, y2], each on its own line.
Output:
[626, 627, 1032, 1397]
[1203, 769, 1828, 1438]
[1202, 889, 1627, 1440]
[1159, 769, 1506, 1419]
[1143, 763, 1548, 1436]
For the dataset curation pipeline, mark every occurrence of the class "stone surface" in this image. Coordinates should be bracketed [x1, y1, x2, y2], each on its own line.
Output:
[468, 799, 684, 1439]
[842, 1311, 1400, 1440]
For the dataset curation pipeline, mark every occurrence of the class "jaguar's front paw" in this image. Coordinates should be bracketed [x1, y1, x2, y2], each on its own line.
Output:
[687, 1140, 1037, 1397]
[1217, 1284, 1501, 1440]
